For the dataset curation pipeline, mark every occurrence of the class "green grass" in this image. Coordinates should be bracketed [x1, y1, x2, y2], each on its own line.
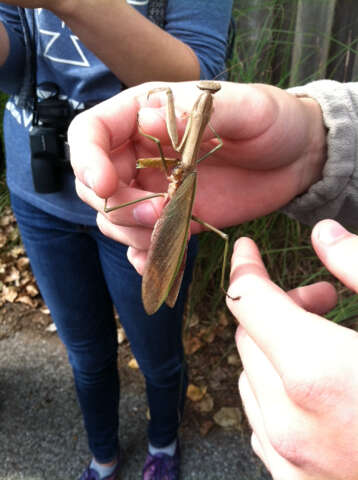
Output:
[190, 0, 358, 326]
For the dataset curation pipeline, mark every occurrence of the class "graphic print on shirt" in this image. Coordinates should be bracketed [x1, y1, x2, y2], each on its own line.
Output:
[37, 9, 90, 67]
[127, 0, 149, 5]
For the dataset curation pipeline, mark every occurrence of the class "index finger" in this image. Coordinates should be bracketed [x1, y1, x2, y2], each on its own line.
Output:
[68, 90, 140, 199]
[227, 237, 342, 376]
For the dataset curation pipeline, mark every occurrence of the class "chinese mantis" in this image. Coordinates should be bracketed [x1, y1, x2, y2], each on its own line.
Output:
[105, 81, 237, 315]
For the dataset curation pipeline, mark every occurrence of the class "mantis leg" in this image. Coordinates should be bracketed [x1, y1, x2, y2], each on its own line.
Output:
[137, 119, 172, 177]
[191, 215, 240, 301]
[137, 86, 185, 177]
[104, 193, 165, 213]
[197, 123, 223, 164]
[146, 87, 180, 151]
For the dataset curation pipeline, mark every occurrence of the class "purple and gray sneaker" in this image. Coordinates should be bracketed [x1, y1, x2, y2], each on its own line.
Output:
[142, 442, 180, 480]
[78, 461, 120, 480]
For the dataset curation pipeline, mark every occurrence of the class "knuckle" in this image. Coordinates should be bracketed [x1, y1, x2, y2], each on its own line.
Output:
[268, 424, 311, 467]
[286, 375, 324, 408]
[283, 369, 342, 411]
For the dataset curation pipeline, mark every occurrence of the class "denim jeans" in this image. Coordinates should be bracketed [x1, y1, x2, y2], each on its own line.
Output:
[10, 193, 197, 463]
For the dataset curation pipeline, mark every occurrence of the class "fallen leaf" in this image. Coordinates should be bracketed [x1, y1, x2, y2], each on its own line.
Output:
[16, 295, 37, 308]
[218, 311, 230, 327]
[197, 394, 214, 413]
[0, 233, 7, 248]
[128, 358, 139, 369]
[16, 257, 30, 270]
[20, 271, 32, 285]
[213, 407, 242, 429]
[117, 327, 126, 344]
[200, 420, 214, 436]
[7, 228, 19, 243]
[188, 313, 200, 328]
[25, 284, 39, 297]
[227, 353, 240, 366]
[9, 246, 25, 258]
[0, 214, 13, 227]
[184, 336, 203, 355]
[2, 285, 18, 302]
[46, 323, 57, 333]
[187, 384, 207, 402]
[4, 267, 20, 285]
[202, 329, 216, 344]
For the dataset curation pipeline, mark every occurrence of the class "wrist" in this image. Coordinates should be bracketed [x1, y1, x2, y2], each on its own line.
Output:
[296, 96, 327, 195]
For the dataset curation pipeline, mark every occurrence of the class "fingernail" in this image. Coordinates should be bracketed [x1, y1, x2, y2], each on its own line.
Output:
[133, 203, 158, 227]
[317, 220, 348, 245]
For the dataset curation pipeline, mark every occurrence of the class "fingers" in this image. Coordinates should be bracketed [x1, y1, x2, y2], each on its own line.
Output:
[312, 219, 358, 293]
[237, 329, 298, 443]
[238, 371, 271, 469]
[287, 281, 337, 315]
[127, 246, 148, 275]
[238, 371, 302, 479]
[97, 213, 153, 249]
[68, 81, 176, 198]
[226, 237, 342, 381]
[68, 93, 139, 198]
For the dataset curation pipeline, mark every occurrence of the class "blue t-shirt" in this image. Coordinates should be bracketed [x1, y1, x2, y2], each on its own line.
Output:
[0, 1, 233, 225]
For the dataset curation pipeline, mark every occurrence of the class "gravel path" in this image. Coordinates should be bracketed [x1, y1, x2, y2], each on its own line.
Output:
[0, 330, 271, 480]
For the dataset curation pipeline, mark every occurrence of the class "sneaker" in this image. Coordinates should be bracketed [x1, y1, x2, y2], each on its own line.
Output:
[142, 442, 180, 480]
[78, 460, 120, 480]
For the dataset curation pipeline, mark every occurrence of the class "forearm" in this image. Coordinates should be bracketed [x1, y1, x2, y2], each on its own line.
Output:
[50, 0, 200, 85]
[0, 21, 9, 66]
[0, 5, 28, 94]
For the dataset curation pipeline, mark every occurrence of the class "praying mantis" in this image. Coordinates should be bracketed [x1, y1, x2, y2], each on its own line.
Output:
[104, 81, 236, 315]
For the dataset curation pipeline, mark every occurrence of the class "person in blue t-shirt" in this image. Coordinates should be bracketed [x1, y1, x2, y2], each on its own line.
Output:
[0, 2, 233, 479]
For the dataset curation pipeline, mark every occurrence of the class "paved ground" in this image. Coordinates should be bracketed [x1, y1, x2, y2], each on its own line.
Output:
[0, 329, 271, 480]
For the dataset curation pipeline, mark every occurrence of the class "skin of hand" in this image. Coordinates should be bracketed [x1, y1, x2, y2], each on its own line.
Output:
[227, 219, 358, 480]
[0, 0, 199, 84]
[69, 80, 327, 273]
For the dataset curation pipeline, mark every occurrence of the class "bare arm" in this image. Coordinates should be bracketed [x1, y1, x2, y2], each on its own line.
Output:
[49, 0, 201, 85]
[0, 20, 10, 66]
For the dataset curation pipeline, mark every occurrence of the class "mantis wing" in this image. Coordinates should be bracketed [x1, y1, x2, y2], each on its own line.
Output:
[142, 173, 196, 315]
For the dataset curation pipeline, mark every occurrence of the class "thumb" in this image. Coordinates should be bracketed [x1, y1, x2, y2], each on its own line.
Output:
[311, 219, 358, 293]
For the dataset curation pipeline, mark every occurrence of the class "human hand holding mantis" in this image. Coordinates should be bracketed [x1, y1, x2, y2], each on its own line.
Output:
[69, 80, 326, 273]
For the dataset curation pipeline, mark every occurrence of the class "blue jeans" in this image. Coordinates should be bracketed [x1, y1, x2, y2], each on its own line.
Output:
[11, 193, 197, 463]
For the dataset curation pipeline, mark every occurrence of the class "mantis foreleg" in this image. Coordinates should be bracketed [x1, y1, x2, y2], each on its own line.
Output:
[137, 122, 173, 177]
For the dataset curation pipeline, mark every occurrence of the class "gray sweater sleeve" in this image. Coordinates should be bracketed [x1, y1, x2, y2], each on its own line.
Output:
[282, 80, 358, 228]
